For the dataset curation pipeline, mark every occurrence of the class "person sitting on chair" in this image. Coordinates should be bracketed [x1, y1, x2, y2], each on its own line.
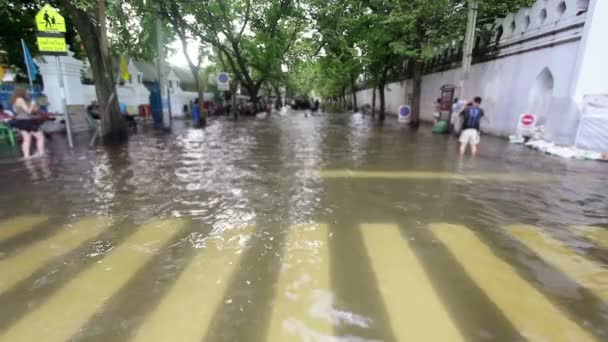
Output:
[0, 104, 14, 122]
[120, 102, 137, 130]
[87, 100, 101, 120]
[9, 89, 45, 158]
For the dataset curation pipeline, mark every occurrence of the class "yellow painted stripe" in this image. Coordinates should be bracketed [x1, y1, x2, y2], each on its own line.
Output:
[0, 217, 110, 294]
[361, 223, 463, 341]
[506, 225, 608, 302]
[266, 224, 333, 341]
[0, 219, 186, 342]
[133, 226, 253, 342]
[580, 226, 608, 249]
[318, 170, 550, 182]
[431, 223, 594, 342]
[0, 215, 48, 242]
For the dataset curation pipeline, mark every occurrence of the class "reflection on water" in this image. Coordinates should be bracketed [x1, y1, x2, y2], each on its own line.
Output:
[0, 113, 607, 341]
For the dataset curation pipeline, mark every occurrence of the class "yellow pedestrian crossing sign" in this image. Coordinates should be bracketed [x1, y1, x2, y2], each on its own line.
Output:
[35, 4, 66, 33]
[36, 33, 67, 55]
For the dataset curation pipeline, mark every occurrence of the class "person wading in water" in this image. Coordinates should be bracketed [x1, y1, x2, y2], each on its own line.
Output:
[459, 96, 486, 157]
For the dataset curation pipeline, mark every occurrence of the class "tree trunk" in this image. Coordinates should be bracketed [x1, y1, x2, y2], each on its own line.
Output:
[371, 86, 376, 118]
[274, 85, 282, 109]
[231, 85, 238, 120]
[378, 82, 386, 122]
[62, 0, 127, 142]
[249, 84, 260, 113]
[378, 66, 389, 121]
[410, 59, 423, 128]
[351, 74, 358, 112]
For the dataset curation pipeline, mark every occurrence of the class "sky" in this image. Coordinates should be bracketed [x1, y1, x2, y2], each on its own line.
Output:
[167, 39, 200, 67]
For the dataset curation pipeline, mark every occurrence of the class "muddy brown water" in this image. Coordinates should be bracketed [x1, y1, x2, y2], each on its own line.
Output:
[0, 112, 607, 341]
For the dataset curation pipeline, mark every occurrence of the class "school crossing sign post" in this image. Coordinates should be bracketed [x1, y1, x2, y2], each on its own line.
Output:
[36, 33, 68, 55]
[35, 4, 67, 56]
[35, 4, 73, 148]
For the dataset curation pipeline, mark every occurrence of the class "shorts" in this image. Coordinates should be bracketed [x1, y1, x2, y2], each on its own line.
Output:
[459, 128, 480, 145]
[9, 119, 41, 132]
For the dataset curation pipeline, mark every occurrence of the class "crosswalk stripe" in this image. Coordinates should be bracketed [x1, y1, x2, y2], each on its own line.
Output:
[431, 223, 595, 341]
[318, 170, 549, 182]
[0, 217, 109, 294]
[580, 226, 608, 249]
[506, 225, 608, 302]
[133, 226, 253, 342]
[0, 218, 186, 342]
[266, 224, 333, 341]
[361, 223, 464, 341]
[0, 215, 48, 242]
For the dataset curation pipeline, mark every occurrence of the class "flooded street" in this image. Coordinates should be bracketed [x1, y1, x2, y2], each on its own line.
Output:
[0, 112, 607, 341]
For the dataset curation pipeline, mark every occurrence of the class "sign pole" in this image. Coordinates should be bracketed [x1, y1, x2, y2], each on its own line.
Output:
[55, 55, 73, 148]
[21, 39, 34, 89]
[35, 3, 71, 147]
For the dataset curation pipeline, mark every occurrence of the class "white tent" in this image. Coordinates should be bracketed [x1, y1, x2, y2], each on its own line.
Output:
[575, 95, 608, 152]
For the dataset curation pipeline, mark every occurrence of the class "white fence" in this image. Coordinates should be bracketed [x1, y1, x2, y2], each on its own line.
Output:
[354, 0, 602, 145]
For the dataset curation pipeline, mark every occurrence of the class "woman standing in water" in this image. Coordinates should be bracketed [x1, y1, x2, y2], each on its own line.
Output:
[10, 88, 45, 159]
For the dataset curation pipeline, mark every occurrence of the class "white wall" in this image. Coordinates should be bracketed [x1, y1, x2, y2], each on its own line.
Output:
[169, 89, 198, 117]
[355, 0, 593, 144]
[570, 0, 608, 101]
[421, 40, 581, 140]
[37, 51, 84, 113]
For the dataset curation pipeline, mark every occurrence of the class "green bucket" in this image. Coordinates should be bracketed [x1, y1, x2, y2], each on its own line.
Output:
[432, 121, 449, 134]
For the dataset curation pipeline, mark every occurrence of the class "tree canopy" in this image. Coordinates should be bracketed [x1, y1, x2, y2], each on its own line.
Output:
[0, 0, 534, 121]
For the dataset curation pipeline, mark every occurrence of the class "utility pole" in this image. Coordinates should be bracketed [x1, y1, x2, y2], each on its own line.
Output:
[156, 3, 171, 130]
[460, 0, 478, 100]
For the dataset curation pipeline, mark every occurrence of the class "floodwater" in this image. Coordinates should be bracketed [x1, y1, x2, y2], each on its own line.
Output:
[0, 112, 607, 342]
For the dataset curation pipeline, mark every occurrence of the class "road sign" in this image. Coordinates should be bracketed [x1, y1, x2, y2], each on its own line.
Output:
[398, 105, 411, 123]
[217, 72, 230, 91]
[36, 33, 67, 56]
[35, 4, 66, 33]
[520, 113, 536, 126]
[34, 4, 72, 148]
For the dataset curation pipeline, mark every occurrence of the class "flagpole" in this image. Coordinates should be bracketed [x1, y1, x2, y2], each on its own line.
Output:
[21, 39, 34, 89]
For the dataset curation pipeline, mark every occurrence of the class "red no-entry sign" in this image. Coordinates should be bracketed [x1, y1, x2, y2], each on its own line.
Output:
[521, 114, 536, 126]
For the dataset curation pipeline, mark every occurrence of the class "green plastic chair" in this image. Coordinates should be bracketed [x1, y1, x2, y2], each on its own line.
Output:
[0, 123, 16, 147]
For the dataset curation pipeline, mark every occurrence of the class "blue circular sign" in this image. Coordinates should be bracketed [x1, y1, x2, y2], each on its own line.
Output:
[218, 73, 229, 83]
[399, 105, 411, 117]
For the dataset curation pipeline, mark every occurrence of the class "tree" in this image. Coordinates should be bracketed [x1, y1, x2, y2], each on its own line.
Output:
[59, 0, 127, 141]
[0, 0, 83, 83]
[155, 0, 209, 126]
[307, 0, 534, 120]
[151, 0, 306, 109]
[387, 0, 534, 124]
[308, 0, 365, 111]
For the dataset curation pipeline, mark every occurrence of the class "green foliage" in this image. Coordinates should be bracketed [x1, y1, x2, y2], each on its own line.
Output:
[0, 0, 537, 99]
[106, 0, 173, 62]
[0, 0, 83, 82]
[305, 0, 538, 99]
